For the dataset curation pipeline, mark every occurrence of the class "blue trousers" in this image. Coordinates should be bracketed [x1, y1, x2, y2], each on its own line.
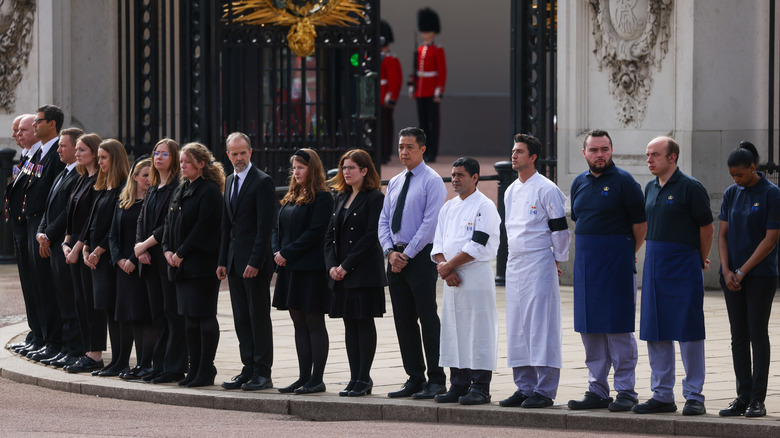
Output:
[580, 332, 638, 400]
[513, 366, 560, 399]
[647, 339, 705, 403]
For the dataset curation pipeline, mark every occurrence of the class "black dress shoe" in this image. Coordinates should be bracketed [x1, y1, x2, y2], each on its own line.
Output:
[412, 382, 446, 400]
[682, 399, 706, 416]
[745, 400, 766, 417]
[221, 373, 251, 390]
[120, 365, 142, 379]
[51, 354, 79, 369]
[98, 366, 129, 377]
[339, 380, 357, 397]
[568, 391, 613, 410]
[521, 392, 554, 408]
[435, 389, 467, 403]
[387, 379, 425, 398]
[719, 398, 748, 416]
[129, 367, 155, 381]
[242, 376, 273, 391]
[459, 388, 491, 405]
[25, 345, 49, 359]
[348, 379, 372, 397]
[608, 393, 638, 412]
[152, 372, 185, 384]
[30, 346, 61, 362]
[65, 356, 105, 374]
[19, 344, 43, 356]
[294, 382, 326, 394]
[142, 370, 162, 382]
[6, 341, 28, 350]
[278, 379, 306, 393]
[40, 352, 67, 366]
[499, 391, 529, 407]
[632, 398, 677, 414]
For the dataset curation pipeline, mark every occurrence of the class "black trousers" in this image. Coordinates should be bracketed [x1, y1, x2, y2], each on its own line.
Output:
[416, 97, 440, 162]
[71, 260, 106, 351]
[50, 239, 83, 356]
[721, 274, 777, 402]
[387, 244, 445, 385]
[381, 105, 395, 163]
[146, 246, 187, 374]
[11, 217, 42, 345]
[228, 272, 274, 378]
[449, 367, 492, 394]
[27, 214, 62, 348]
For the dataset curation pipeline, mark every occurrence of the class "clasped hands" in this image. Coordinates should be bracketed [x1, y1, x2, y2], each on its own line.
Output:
[437, 261, 461, 287]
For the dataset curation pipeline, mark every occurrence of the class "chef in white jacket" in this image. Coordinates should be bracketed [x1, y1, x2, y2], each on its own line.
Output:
[500, 133, 570, 409]
[431, 157, 500, 406]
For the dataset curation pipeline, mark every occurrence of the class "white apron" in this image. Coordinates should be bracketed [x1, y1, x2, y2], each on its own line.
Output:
[505, 248, 562, 368]
[439, 260, 499, 370]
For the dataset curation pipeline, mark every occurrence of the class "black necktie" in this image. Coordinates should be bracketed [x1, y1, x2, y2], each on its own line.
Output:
[231, 175, 239, 211]
[391, 171, 412, 233]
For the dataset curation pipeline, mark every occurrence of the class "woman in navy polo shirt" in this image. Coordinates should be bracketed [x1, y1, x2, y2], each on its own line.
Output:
[717, 141, 780, 418]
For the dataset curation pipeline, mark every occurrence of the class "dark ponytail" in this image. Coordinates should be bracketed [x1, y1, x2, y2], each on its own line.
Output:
[727, 141, 759, 168]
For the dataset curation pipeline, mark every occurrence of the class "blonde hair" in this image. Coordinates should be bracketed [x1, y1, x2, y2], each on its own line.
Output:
[75, 133, 102, 175]
[119, 158, 152, 209]
[180, 142, 225, 192]
[281, 148, 327, 205]
[149, 138, 180, 186]
[94, 139, 130, 191]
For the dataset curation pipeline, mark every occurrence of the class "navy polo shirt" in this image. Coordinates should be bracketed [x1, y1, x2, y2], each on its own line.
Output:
[645, 167, 713, 248]
[718, 172, 780, 277]
[571, 162, 646, 235]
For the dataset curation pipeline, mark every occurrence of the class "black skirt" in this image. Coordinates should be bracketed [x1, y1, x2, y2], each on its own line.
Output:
[273, 267, 329, 313]
[115, 268, 150, 322]
[91, 257, 116, 312]
[176, 277, 220, 318]
[329, 282, 385, 319]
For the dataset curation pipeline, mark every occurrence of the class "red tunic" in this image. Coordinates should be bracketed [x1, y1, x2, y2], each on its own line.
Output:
[380, 50, 402, 106]
[413, 43, 446, 99]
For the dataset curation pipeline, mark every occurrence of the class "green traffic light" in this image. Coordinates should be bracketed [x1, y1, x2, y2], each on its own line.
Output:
[350, 53, 359, 67]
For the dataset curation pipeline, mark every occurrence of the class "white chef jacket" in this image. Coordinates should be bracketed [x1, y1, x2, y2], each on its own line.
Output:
[431, 189, 500, 370]
[503, 172, 570, 368]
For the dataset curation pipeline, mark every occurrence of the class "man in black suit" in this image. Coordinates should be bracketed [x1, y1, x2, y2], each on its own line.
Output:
[217, 132, 277, 390]
[35, 127, 84, 367]
[5, 114, 40, 354]
[23, 105, 66, 362]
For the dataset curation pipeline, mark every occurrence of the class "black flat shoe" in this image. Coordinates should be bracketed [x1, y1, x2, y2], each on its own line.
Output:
[40, 352, 67, 366]
[499, 390, 529, 407]
[348, 380, 372, 397]
[242, 376, 273, 391]
[387, 379, 425, 398]
[568, 391, 613, 410]
[459, 388, 491, 405]
[64, 356, 105, 374]
[632, 398, 677, 414]
[435, 390, 466, 403]
[120, 365, 142, 379]
[339, 380, 357, 397]
[278, 380, 305, 394]
[98, 366, 129, 377]
[294, 382, 326, 394]
[745, 400, 766, 417]
[142, 370, 162, 382]
[51, 354, 79, 369]
[152, 372, 184, 384]
[521, 392, 554, 408]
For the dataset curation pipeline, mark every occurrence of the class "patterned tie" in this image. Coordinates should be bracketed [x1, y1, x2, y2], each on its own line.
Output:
[391, 171, 412, 234]
[231, 175, 239, 212]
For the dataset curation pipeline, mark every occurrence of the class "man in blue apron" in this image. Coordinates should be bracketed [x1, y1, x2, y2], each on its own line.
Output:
[568, 129, 646, 412]
[633, 136, 714, 416]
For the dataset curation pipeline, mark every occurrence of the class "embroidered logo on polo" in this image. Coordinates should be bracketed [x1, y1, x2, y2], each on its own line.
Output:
[601, 186, 609, 196]
[666, 195, 674, 205]
[752, 202, 760, 212]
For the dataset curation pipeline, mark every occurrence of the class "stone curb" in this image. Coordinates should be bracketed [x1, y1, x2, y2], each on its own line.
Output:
[2, 321, 779, 437]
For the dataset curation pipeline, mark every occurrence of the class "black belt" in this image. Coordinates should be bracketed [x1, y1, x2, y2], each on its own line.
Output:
[393, 243, 408, 252]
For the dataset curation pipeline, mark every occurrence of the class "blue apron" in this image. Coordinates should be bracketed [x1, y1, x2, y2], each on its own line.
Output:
[573, 234, 635, 333]
[639, 240, 705, 342]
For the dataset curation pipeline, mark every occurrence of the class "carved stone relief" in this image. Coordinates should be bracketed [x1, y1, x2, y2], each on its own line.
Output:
[589, 0, 673, 127]
[0, 0, 36, 113]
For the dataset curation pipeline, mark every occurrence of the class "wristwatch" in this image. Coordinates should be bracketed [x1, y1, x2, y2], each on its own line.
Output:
[383, 248, 393, 258]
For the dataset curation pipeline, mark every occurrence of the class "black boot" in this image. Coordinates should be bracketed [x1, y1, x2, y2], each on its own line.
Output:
[187, 318, 219, 388]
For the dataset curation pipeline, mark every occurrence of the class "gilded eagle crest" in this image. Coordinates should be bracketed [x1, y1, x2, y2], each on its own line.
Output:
[227, 0, 365, 57]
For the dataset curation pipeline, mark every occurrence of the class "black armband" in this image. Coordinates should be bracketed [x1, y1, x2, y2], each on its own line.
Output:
[472, 230, 489, 246]
[548, 217, 568, 232]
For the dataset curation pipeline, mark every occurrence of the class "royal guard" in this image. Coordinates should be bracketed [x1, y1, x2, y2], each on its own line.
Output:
[380, 20, 402, 164]
[409, 7, 446, 163]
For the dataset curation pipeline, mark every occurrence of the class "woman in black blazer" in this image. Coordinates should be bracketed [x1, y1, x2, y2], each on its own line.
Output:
[109, 156, 153, 380]
[325, 149, 386, 397]
[83, 139, 130, 377]
[162, 142, 224, 388]
[134, 138, 187, 383]
[62, 133, 105, 373]
[273, 148, 334, 394]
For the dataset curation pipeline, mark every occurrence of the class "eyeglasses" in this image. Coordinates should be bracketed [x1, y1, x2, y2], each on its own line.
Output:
[33, 118, 49, 124]
[341, 165, 362, 172]
[153, 151, 170, 158]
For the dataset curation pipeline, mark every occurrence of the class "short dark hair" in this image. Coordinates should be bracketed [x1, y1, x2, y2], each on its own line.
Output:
[727, 141, 759, 168]
[513, 133, 542, 162]
[452, 156, 480, 186]
[398, 127, 426, 148]
[37, 104, 64, 133]
[60, 127, 85, 143]
[665, 137, 680, 163]
[583, 129, 612, 149]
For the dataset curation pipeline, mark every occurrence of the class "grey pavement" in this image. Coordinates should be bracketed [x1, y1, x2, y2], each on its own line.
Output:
[1, 156, 779, 436]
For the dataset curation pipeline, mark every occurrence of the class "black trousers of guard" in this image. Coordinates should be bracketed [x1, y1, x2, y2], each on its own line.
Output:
[416, 97, 440, 162]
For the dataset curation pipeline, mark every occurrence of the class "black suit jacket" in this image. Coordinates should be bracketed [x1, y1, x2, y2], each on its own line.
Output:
[136, 175, 180, 245]
[5, 154, 31, 227]
[37, 166, 79, 244]
[162, 177, 223, 281]
[325, 189, 387, 289]
[219, 166, 277, 276]
[24, 140, 65, 217]
[271, 190, 334, 271]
